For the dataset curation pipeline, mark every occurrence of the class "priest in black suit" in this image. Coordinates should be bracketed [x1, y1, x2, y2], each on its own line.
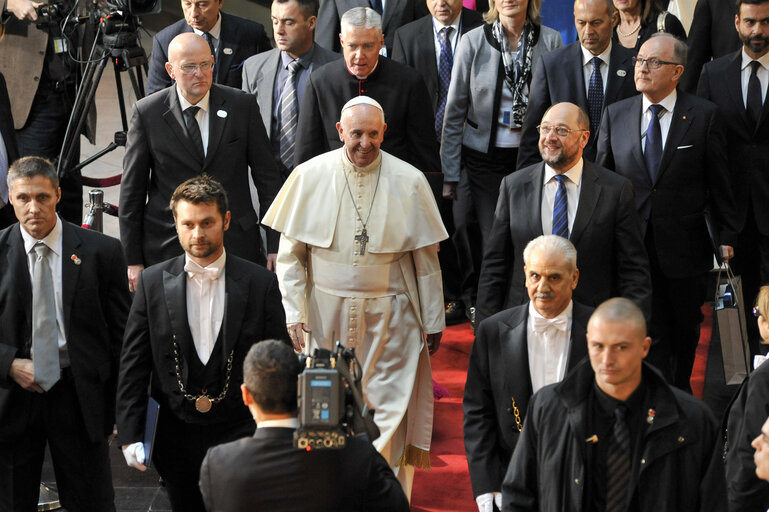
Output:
[596, 33, 739, 390]
[517, 0, 637, 169]
[145, 0, 271, 95]
[294, 6, 440, 174]
[696, 0, 769, 358]
[476, 102, 651, 326]
[0, 71, 18, 228]
[464, 235, 591, 512]
[0, 156, 131, 511]
[120, 33, 282, 292]
[116, 176, 290, 512]
[199, 340, 409, 512]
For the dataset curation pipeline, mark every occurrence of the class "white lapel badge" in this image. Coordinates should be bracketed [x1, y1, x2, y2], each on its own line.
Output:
[71, 254, 81, 265]
[223, 48, 233, 55]
[617, 69, 627, 77]
[217, 110, 228, 118]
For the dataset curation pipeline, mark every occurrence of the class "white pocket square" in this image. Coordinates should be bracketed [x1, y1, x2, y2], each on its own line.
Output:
[676, 145, 693, 149]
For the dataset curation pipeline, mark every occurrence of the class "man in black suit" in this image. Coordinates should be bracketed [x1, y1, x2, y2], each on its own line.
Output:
[697, 0, 769, 358]
[476, 102, 651, 326]
[0, 156, 130, 511]
[0, 71, 19, 229]
[120, 33, 282, 292]
[517, 0, 637, 169]
[117, 176, 290, 512]
[294, 7, 440, 174]
[596, 33, 739, 390]
[242, 0, 341, 178]
[199, 340, 410, 512]
[681, 0, 741, 93]
[145, 0, 271, 95]
[465, 235, 591, 512]
[391, 0, 482, 326]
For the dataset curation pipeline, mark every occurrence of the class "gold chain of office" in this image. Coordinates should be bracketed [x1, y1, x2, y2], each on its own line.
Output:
[172, 334, 234, 413]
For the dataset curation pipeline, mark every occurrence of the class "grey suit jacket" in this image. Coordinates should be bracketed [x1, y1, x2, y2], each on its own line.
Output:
[241, 44, 341, 137]
[440, 24, 562, 182]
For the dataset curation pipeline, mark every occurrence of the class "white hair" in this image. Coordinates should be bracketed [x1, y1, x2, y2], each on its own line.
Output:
[523, 235, 577, 272]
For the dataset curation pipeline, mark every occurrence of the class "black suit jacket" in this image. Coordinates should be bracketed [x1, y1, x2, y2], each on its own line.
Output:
[0, 222, 130, 442]
[116, 254, 290, 445]
[463, 301, 592, 498]
[697, 50, 769, 236]
[680, 0, 740, 93]
[120, 84, 282, 267]
[145, 13, 272, 96]
[199, 427, 410, 512]
[294, 57, 441, 173]
[390, 10, 484, 115]
[517, 41, 637, 169]
[0, 71, 18, 228]
[596, 92, 740, 278]
[475, 160, 651, 324]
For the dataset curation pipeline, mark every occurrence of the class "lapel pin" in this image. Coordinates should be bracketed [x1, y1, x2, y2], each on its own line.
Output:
[71, 254, 81, 265]
[682, 115, 687, 120]
[217, 110, 228, 118]
[585, 434, 599, 444]
[617, 69, 627, 77]
[646, 408, 656, 424]
[223, 47, 233, 55]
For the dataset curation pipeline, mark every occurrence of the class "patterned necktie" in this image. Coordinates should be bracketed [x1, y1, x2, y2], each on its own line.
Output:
[606, 405, 631, 512]
[587, 57, 604, 137]
[369, 0, 383, 15]
[32, 242, 60, 392]
[435, 26, 454, 140]
[644, 104, 664, 183]
[183, 106, 205, 159]
[279, 59, 302, 172]
[747, 60, 763, 128]
[552, 174, 569, 239]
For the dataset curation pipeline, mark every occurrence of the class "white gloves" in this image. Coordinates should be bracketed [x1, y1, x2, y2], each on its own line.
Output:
[122, 442, 147, 471]
[476, 492, 502, 512]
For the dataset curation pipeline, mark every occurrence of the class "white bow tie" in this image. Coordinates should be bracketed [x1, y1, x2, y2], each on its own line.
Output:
[184, 261, 220, 280]
[531, 315, 568, 333]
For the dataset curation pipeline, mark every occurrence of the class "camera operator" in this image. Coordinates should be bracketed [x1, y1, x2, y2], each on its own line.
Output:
[0, 0, 89, 224]
[199, 340, 410, 512]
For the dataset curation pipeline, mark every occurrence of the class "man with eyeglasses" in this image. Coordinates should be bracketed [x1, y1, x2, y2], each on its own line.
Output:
[596, 32, 740, 392]
[476, 102, 650, 325]
[120, 32, 282, 292]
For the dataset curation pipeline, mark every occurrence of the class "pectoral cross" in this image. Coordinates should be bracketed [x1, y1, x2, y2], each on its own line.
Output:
[355, 228, 369, 255]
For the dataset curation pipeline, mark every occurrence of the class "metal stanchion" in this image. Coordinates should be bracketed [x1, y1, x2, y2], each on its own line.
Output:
[82, 189, 119, 233]
[38, 483, 61, 511]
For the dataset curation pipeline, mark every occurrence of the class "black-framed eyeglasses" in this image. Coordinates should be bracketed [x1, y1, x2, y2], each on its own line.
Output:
[175, 61, 214, 74]
[632, 56, 681, 69]
[536, 124, 587, 137]
[754, 306, 761, 318]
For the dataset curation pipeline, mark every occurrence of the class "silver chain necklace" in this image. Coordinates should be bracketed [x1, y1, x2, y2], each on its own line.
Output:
[342, 160, 382, 255]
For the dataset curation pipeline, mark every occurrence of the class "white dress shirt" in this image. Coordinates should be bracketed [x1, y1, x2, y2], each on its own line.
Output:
[185, 250, 226, 365]
[541, 159, 583, 236]
[177, 89, 211, 157]
[526, 300, 573, 394]
[257, 417, 299, 429]
[581, 42, 611, 96]
[431, 15, 461, 64]
[192, 13, 222, 51]
[641, 89, 677, 152]
[741, 48, 769, 106]
[21, 216, 68, 362]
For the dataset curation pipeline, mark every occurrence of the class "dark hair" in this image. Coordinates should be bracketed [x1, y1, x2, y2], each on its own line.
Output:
[169, 175, 228, 219]
[7, 156, 59, 192]
[243, 340, 302, 414]
[648, 31, 687, 66]
[275, 0, 319, 18]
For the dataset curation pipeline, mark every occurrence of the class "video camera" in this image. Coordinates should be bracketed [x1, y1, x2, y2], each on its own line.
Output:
[294, 343, 379, 450]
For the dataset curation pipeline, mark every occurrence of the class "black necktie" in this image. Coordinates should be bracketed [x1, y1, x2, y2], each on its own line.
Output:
[184, 106, 205, 159]
[747, 60, 763, 128]
[435, 26, 454, 140]
[644, 104, 663, 183]
[606, 404, 631, 512]
[587, 57, 604, 137]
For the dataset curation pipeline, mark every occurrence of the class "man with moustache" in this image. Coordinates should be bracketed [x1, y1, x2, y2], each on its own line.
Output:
[146, 0, 271, 94]
[464, 235, 591, 512]
[476, 102, 650, 325]
[517, 0, 637, 168]
[502, 298, 727, 512]
[242, 0, 341, 178]
[697, 0, 769, 360]
[117, 176, 289, 512]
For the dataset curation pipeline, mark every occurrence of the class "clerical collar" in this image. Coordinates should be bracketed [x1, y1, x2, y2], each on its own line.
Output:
[192, 14, 222, 40]
[341, 149, 382, 174]
[347, 58, 380, 80]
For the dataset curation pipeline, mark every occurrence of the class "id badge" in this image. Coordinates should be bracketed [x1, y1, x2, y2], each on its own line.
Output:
[53, 37, 68, 54]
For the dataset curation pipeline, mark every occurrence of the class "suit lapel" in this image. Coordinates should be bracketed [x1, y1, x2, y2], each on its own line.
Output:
[567, 303, 589, 370]
[163, 257, 193, 382]
[163, 87, 204, 165]
[221, 258, 246, 371]
[382, 0, 405, 35]
[605, 45, 631, 104]
[501, 307, 533, 401]
[5, 226, 32, 335]
[656, 95, 694, 185]
[725, 52, 751, 128]
[417, 19, 439, 111]
[525, 165, 545, 238]
[60, 223, 82, 339]
[567, 44, 588, 111]
[259, 51, 283, 133]
[628, 96, 648, 183]
[214, 14, 233, 84]
[204, 86, 227, 169]
[570, 163, 601, 246]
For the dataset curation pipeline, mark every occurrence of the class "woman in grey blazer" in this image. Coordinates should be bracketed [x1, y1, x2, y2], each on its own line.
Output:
[440, 0, 561, 318]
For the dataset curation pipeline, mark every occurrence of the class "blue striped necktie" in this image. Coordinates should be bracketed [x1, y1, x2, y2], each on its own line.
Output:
[552, 174, 569, 239]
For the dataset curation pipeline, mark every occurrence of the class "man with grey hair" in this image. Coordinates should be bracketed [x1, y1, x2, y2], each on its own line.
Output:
[464, 235, 592, 512]
[264, 96, 447, 499]
[503, 297, 727, 511]
[294, 7, 440, 176]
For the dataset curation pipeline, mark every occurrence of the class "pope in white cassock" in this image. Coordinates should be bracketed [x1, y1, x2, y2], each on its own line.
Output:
[263, 96, 447, 499]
